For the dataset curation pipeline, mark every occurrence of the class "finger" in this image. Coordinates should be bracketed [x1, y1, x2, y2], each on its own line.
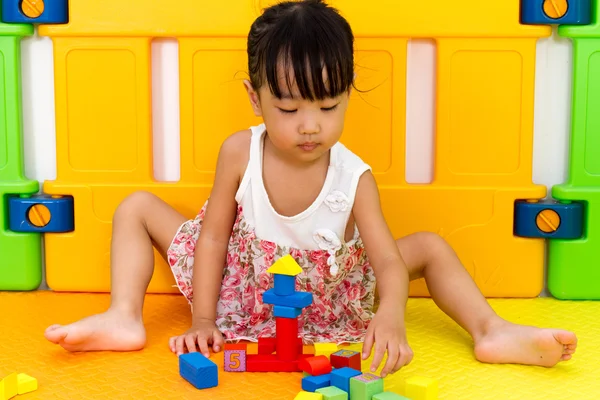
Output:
[381, 342, 398, 378]
[185, 334, 199, 354]
[175, 336, 187, 356]
[362, 327, 375, 360]
[370, 342, 386, 373]
[169, 336, 177, 353]
[393, 348, 412, 374]
[560, 354, 572, 361]
[197, 336, 210, 358]
[212, 331, 225, 352]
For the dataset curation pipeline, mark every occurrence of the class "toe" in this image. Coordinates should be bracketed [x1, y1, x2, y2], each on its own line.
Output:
[554, 330, 577, 346]
[44, 326, 68, 343]
[45, 324, 62, 333]
[560, 354, 572, 361]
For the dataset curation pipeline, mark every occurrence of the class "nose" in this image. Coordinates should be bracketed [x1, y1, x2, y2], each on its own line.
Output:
[299, 114, 320, 135]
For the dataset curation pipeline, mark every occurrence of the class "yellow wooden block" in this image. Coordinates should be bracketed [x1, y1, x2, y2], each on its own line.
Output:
[314, 343, 339, 358]
[0, 373, 18, 400]
[294, 391, 323, 400]
[405, 376, 438, 400]
[17, 374, 38, 395]
[267, 254, 303, 276]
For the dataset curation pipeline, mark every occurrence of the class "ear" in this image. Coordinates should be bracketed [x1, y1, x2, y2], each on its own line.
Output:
[243, 80, 262, 117]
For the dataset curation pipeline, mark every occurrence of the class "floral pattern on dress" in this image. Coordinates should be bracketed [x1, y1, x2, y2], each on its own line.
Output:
[167, 200, 376, 345]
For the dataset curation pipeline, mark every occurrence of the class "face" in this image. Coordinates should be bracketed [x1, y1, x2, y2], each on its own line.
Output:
[244, 68, 350, 163]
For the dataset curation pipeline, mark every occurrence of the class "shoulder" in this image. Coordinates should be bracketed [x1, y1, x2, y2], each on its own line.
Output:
[218, 129, 252, 181]
[333, 142, 370, 172]
[220, 129, 251, 159]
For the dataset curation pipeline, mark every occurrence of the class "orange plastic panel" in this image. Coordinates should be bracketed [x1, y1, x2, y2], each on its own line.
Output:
[39, 1, 549, 297]
[38, 0, 550, 38]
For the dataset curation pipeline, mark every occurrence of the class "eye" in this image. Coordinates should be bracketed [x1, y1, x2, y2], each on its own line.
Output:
[321, 104, 339, 112]
[278, 108, 297, 114]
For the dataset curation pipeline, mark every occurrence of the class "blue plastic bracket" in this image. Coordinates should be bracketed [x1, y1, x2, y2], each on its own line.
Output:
[8, 194, 74, 233]
[520, 0, 592, 25]
[514, 199, 584, 239]
[2, 0, 68, 25]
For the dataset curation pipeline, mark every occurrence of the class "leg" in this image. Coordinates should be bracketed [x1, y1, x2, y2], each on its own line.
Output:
[397, 232, 577, 367]
[44, 191, 187, 352]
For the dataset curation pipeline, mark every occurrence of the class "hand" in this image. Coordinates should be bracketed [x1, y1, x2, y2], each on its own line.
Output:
[169, 318, 225, 357]
[361, 307, 413, 377]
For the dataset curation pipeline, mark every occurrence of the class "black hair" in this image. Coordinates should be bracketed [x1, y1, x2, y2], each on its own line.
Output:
[247, 0, 354, 101]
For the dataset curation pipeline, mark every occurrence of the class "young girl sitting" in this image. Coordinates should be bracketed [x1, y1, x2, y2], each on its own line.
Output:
[45, 0, 577, 378]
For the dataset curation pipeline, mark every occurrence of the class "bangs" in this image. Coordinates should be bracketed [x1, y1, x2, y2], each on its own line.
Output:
[259, 7, 354, 100]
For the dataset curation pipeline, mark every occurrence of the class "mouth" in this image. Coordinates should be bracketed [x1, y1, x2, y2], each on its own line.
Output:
[299, 143, 319, 151]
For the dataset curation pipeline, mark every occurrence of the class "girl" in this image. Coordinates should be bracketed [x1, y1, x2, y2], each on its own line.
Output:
[45, 0, 577, 378]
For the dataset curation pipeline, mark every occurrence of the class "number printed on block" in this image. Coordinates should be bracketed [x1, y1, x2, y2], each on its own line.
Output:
[224, 343, 247, 372]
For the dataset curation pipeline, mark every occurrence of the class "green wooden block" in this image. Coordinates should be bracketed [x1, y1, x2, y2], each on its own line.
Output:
[349, 373, 383, 400]
[0, 33, 41, 291]
[373, 392, 410, 400]
[316, 386, 348, 400]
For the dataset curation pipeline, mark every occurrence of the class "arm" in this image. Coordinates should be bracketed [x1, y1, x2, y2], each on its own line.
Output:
[352, 170, 412, 376]
[191, 131, 250, 323]
[353, 170, 409, 314]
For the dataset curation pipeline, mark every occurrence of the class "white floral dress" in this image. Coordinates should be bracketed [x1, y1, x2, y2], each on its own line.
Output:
[167, 124, 376, 344]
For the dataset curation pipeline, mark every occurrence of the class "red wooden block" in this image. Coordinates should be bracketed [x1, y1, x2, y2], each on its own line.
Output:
[299, 355, 332, 376]
[258, 337, 304, 354]
[246, 354, 312, 372]
[330, 349, 362, 371]
[276, 317, 299, 361]
[224, 343, 248, 351]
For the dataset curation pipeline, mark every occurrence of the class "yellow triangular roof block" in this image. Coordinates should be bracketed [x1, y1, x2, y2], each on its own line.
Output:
[267, 254, 302, 276]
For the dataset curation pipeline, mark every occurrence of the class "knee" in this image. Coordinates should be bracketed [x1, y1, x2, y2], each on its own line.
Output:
[412, 231, 448, 258]
[113, 191, 158, 221]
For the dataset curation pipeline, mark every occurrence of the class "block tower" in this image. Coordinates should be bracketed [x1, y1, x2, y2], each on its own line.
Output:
[246, 254, 314, 372]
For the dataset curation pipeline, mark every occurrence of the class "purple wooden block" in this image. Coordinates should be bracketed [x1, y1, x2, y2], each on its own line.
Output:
[224, 349, 246, 372]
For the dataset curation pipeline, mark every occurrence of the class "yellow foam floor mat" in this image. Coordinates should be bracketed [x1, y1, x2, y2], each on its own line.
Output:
[0, 292, 597, 399]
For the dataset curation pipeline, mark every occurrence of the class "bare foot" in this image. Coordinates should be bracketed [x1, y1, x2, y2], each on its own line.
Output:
[44, 309, 146, 352]
[474, 319, 577, 367]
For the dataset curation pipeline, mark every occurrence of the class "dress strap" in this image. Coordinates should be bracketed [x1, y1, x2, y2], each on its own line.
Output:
[234, 124, 266, 203]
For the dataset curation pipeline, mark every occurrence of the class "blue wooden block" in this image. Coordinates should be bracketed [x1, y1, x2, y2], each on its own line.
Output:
[302, 373, 332, 392]
[514, 200, 583, 239]
[179, 352, 218, 390]
[330, 367, 361, 393]
[2, 0, 68, 24]
[274, 274, 295, 295]
[273, 305, 302, 318]
[263, 289, 313, 308]
[520, 0, 591, 25]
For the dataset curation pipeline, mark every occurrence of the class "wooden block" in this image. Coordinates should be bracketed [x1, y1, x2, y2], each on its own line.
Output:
[331, 349, 361, 371]
[246, 354, 311, 372]
[294, 391, 324, 400]
[302, 373, 331, 392]
[299, 355, 333, 376]
[330, 367, 361, 393]
[314, 343, 338, 357]
[224, 344, 246, 372]
[274, 305, 302, 318]
[0, 373, 18, 400]
[373, 392, 410, 400]
[276, 317, 299, 361]
[179, 352, 218, 389]
[350, 373, 384, 400]
[405, 376, 438, 400]
[16, 374, 37, 395]
[316, 386, 349, 400]
[274, 274, 296, 295]
[258, 336, 304, 354]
